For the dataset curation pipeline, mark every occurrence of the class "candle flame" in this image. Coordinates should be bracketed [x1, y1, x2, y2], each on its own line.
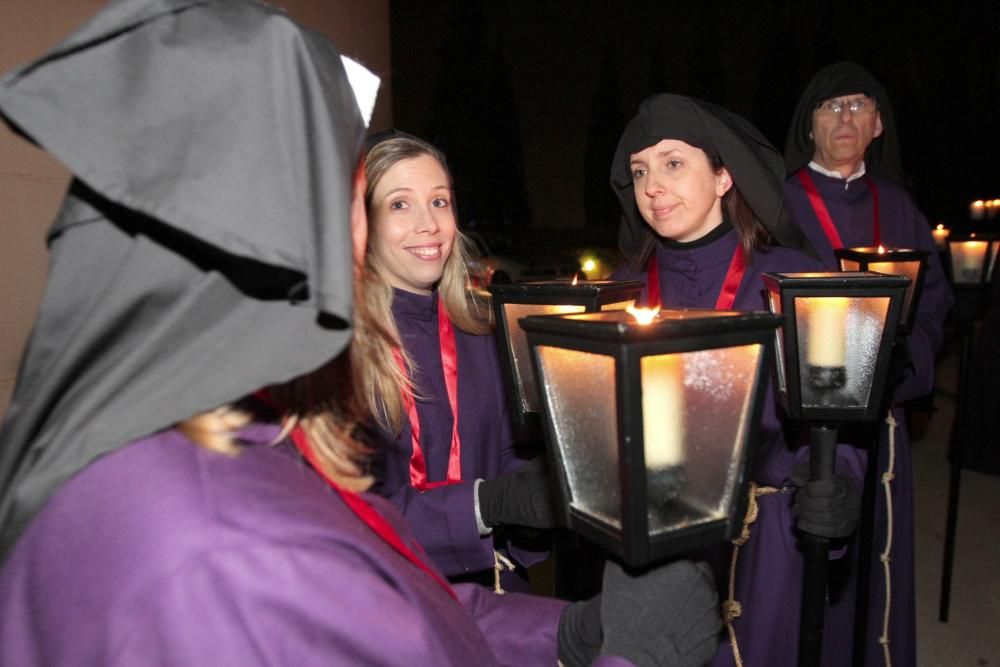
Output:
[877, 245, 886, 254]
[936, 223, 945, 231]
[571, 273, 579, 286]
[627, 304, 660, 324]
[973, 200, 985, 208]
[970, 232, 977, 238]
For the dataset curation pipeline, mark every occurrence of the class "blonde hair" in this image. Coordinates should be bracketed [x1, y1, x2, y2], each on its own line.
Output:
[360, 135, 491, 434]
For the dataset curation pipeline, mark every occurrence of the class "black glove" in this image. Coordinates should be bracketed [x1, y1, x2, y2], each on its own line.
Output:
[793, 474, 862, 539]
[477, 458, 557, 529]
[600, 559, 721, 667]
[557, 595, 603, 667]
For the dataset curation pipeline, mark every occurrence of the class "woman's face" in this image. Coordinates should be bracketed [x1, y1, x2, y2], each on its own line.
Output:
[629, 139, 732, 242]
[368, 154, 456, 294]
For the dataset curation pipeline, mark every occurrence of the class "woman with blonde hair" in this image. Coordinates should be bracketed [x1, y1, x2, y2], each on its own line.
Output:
[359, 131, 555, 588]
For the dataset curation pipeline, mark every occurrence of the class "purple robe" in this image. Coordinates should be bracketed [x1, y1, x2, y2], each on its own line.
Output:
[0, 423, 585, 666]
[785, 167, 954, 667]
[369, 288, 539, 579]
[614, 227, 868, 666]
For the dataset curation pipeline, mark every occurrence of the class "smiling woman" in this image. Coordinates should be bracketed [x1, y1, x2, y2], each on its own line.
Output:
[356, 132, 558, 593]
[368, 154, 457, 294]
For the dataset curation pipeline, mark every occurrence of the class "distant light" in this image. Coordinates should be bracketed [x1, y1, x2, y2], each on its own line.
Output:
[582, 258, 597, 273]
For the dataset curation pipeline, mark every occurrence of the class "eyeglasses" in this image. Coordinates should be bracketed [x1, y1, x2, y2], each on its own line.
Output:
[815, 97, 877, 115]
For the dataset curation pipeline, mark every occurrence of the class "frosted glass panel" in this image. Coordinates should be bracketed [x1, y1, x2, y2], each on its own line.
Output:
[505, 303, 585, 412]
[767, 287, 787, 393]
[535, 347, 621, 528]
[950, 241, 990, 284]
[642, 345, 761, 536]
[794, 296, 889, 408]
[535, 344, 762, 536]
[867, 261, 920, 328]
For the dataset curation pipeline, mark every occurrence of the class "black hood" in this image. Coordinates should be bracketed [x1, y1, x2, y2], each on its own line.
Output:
[0, 0, 376, 557]
[612, 93, 813, 259]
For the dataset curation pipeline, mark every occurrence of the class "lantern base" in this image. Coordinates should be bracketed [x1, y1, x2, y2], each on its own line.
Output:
[807, 365, 846, 391]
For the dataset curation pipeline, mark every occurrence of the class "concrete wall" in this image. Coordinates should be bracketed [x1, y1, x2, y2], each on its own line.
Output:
[0, 0, 391, 418]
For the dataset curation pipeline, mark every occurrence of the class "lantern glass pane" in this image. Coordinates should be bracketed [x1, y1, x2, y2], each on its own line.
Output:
[793, 296, 889, 408]
[642, 345, 762, 536]
[766, 287, 787, 393]
[840, 260, 860, 272]
[535, 346, 621, 528]
[504, 303, 586, 412]
[867, 260, 920, 328]
[950, 241, 990, 284]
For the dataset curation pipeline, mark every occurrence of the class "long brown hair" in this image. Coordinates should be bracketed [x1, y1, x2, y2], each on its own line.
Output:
[359, 135, 490, 434]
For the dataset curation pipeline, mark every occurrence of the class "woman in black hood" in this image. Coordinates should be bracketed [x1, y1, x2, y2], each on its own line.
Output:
[612, 93, 863, 666]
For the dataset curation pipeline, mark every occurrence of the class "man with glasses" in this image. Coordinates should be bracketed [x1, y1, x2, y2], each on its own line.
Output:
[783, 62, 953, 667]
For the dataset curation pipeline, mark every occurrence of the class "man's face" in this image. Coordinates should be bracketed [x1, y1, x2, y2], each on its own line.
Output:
[810, 93, 884, 171]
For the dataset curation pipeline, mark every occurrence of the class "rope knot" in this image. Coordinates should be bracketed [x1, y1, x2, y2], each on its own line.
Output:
[722, 599, 743, 623]
[882, 471, 895, 483]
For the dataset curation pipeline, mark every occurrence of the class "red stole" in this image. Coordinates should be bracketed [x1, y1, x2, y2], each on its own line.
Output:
[394, 297, 462, 491]
[797, 168, 881, 249]
[646, 243, 747, 312]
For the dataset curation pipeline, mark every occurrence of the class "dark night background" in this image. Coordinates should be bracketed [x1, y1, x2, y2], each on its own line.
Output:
[388, 0, 1000, 252]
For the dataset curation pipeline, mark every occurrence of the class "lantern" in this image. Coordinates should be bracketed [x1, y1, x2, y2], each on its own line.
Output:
[761, 271, 908, 667]
[488, 280, 642, 442]
[945, 235, 999, 325]
[945, 235, 998, 287]
[519, 307, 781, 568]
[762, 272, 909, 424]
[835, 246, 929, 335]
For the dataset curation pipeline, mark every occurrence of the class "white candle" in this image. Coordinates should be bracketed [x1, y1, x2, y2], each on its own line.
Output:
[803, 297, 849, 367]
[932, 224, 950, 249]
[641, 354, 684, 469]
[971, 200, 986, 220]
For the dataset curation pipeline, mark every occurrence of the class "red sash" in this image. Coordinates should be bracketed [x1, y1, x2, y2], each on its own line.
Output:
[394, 298, 462, 491]
[646, 243, 746, 312]
[797, 168, 881, 249]
[254, 390, 457, 600]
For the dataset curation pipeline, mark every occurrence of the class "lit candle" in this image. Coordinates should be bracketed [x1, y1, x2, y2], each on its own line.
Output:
[954, 240, 989, 283]
[932, 224, 950, 249]
[971, 200, 986, 220]
[987, 200, 998, 221]
[641, 354, 685, 469]
[626, 304, 660, 324]
[801, 296, 849, 390]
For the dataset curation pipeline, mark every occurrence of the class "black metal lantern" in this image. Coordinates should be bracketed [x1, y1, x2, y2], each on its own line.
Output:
[488, 280, 642, 442]
[945, 235, 998, 287]
[762, 272, 909, 424]
[835, 246, 929, 336]
[761, 271, 908, 667]
[519, 307, 781, 568]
